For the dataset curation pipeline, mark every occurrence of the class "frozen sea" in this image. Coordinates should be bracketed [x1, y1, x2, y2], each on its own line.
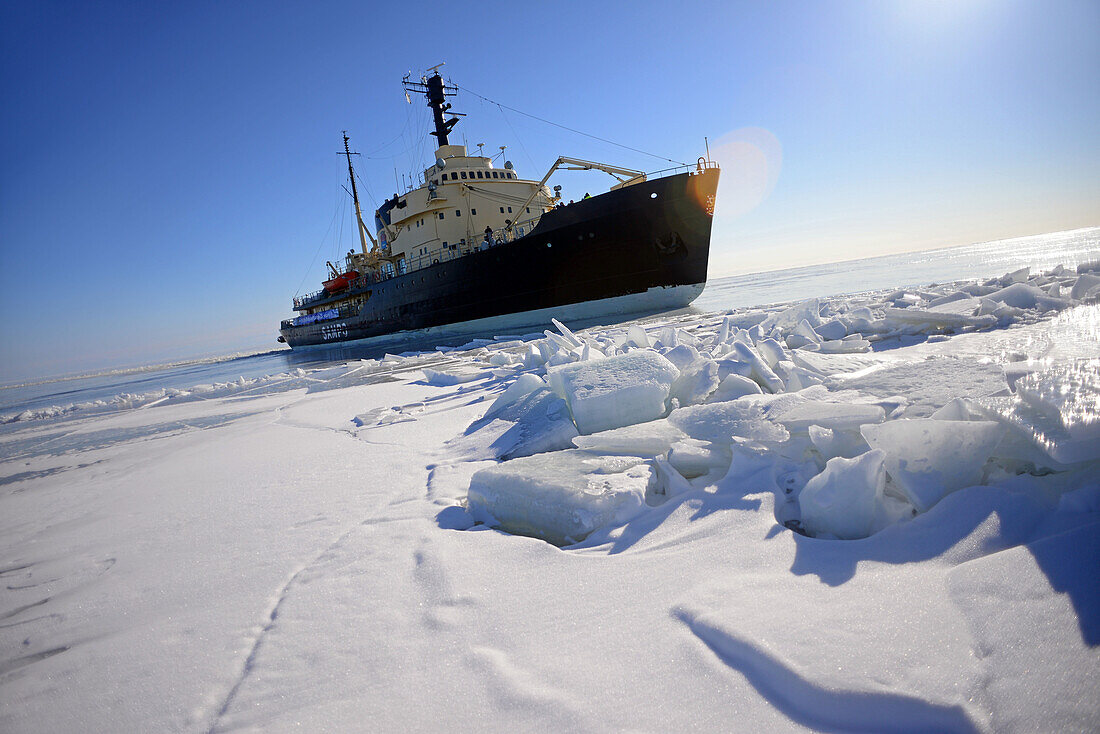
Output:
[3, 226, 1097, 420]
[1, 227, 1099, 733]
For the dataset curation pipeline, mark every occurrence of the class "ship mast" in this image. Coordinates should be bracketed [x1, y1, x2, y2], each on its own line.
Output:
[342, 132, 376, 255]
[403, 64, 460, 147]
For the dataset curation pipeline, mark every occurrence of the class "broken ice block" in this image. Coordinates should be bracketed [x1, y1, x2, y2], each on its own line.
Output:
[774, 401, 885, 432]
[814, 319, 848, 341]
[730, 341, 785, 393]
[798, 449, 887, 539]
[548, 350, 679, 435]
[760, 299, 823, 333]
[483, 373, 547, 418]
[976, 360, 1100, 465]
[860, 419, 1004, 512]
[1070, 273, 1100, 300]
[571, 419, 689, 457]
[453, 387, 579, 460]
[466, 450, 654, 545]
[669, 358, 720, 406]
[808, 425, 868, 461]
[667, 439, 731, 479]
[707, 374, 763, 403]
[667, 400, 789, 444]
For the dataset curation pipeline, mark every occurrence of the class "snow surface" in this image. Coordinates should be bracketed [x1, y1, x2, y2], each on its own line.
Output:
[2, 262, 1098, 732]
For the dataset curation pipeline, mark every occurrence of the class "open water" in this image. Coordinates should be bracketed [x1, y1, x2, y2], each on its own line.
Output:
[3, 227, 1097, 419]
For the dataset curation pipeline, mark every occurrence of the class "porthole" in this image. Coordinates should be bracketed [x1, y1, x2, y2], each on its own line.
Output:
[546, 242, 552, 248]
[650, 192, 658, 198]
[589, 232, 595, 238]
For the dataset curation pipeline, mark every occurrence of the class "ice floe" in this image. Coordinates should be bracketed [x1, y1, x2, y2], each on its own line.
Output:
[456, 261, 1099, 546]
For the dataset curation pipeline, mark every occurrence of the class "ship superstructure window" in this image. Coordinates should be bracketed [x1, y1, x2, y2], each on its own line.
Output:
[438, 213, 444, 219]
[491, 171, 498, 179]
[476, 171, 483, 178]
[461, 171, 467, 179]
[499, 207, 504, 213]
[471, 208, 477, 215]
[456, 210, 461, 217]
[507, 207, 513, 213]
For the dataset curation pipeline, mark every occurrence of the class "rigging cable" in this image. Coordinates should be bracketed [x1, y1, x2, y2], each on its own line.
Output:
[494, 101, 537, 173]
[294, 186, 343, 297]
[456, 85, 688, 166]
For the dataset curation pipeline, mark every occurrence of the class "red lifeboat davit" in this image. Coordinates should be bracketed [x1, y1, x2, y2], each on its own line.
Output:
[323, 270, 359, 294]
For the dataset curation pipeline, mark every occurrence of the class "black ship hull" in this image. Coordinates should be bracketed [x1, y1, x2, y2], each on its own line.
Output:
[280, 167, 718, 348]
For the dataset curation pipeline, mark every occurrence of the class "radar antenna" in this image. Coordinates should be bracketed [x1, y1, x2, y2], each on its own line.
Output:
[402, 64, 462, 147]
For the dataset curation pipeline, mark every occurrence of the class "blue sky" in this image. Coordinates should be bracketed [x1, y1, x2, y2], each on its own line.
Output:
[2, 0, 1098, 380]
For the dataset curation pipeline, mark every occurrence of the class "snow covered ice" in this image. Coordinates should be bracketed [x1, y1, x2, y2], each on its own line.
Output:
[2, 260, 1099, 732]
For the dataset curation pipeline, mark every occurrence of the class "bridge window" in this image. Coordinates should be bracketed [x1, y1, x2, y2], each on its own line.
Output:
[438, 213, 444, 220]
[476, 171, 483, 179]
[461, 171, 467, 179]
[451, 172, 458, 180]
[491, 171, 498, 179]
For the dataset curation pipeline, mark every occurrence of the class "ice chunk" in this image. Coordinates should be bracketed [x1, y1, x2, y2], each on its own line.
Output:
[662, 344, 701, 370]
[550, 318, 583, 347]
[548, 350, 679, 434]
[466, 450, 654, 545]
[808, 425, 868, 461]
[571, 419, 688, 457]
[816, 338, 871, 354]
[667, 400, 789, 444]
[798, 450, 887, 540]
[667, 439, 731, 479]
[814, 319, 848, 341]
[669, 358, 720, 406]
[773, 361, 825, 391]
[422, 367, 488, 386]
[755, 338, 787, 368]
[775, 401, 885, 432]
[986, 282, 1066, 311]
[760, 299, 823, 333]
[927, 297, 981, 317]
[716, 358, 753, 381]
[453, 387, 579, 460]
[861, 419, 1004, 512]
[978, 360, 1100, 465]
[1070, 273, 1100, 300]
[794, 319, 822, 344]
[652, 455, 694, 498]
[882, 307, 989, 331]
[930, 397, 975, 422]
[627, 324, 650, 348]
[730, 341, 784, 393]
[484, 373, 547, 418]
[707, 374, 763, 403]
[926, 291, 972, 308]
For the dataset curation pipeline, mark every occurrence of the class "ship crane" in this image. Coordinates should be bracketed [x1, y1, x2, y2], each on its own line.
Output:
[505, 156, 646, 232]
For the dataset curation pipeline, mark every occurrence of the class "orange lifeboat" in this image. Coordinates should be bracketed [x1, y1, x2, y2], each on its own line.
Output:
[323, 270, 359, 294]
